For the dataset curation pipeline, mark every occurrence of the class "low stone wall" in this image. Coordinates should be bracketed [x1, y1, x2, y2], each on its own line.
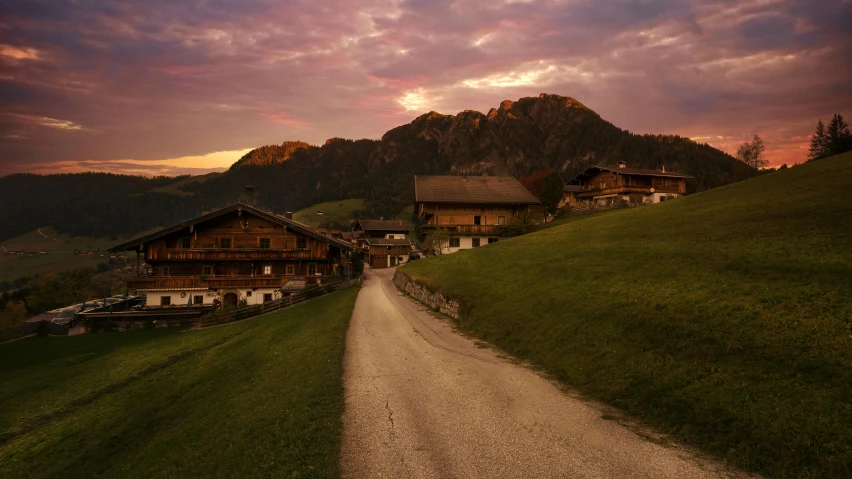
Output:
[393, 270, 460, 319]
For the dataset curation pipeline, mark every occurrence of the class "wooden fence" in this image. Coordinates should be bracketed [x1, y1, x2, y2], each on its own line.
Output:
[198, 278, 358, 328]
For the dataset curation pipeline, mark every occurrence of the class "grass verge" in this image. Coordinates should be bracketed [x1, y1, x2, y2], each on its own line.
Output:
[400, 153, 852, 478]
[0, 286, 359, 478]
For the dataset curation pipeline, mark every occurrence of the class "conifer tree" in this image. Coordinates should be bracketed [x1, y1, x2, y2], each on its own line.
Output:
[807, 120, 827, 162]
[540, 172, 564, 214]
[826, 114, 851, 157]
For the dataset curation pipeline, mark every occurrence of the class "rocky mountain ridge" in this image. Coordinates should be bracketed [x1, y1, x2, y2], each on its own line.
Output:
[0, 93, 754, 241]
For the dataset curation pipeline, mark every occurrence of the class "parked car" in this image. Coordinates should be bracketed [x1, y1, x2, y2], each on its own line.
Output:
[408, 251, 421, 261]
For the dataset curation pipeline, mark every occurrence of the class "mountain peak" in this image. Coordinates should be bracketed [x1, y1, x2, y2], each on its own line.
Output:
[232, 140, 314, 168]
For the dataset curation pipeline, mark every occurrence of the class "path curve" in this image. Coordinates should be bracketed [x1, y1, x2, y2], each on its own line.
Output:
[340, 267, 751, 478]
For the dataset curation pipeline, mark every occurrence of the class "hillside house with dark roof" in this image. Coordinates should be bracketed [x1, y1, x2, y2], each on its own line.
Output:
[366, 238, 416, 269]
[354, 218, 413, 266]
[110, 203, 355, 309]
[563, 162, 694, 206]
[414, 175, 541, 253]
[355, 219, 409, 239]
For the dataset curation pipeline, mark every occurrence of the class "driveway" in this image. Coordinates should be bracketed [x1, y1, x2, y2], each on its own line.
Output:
[340, 267, 748, 478]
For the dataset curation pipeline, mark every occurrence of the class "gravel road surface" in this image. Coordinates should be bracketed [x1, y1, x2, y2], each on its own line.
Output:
[340, 268, 750, 478]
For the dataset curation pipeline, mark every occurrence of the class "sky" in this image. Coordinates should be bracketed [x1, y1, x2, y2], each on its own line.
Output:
[1, 0, 850, 177]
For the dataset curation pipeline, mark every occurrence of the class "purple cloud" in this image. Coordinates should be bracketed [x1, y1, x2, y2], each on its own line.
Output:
[0, 0, 850, 175]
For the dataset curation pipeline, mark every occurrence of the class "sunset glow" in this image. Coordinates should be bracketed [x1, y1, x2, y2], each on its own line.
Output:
[0, 0, 849, 175]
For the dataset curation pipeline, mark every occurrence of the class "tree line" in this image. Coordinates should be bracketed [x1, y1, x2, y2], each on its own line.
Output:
[734, 113, 850, 170]
[0, 258, 131, 339]
[808, 114, 851, 162]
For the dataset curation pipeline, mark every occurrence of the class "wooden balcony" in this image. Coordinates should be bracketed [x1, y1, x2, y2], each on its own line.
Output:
[158, 249, 317, 261]
[206, 276, 286, 288]
[575, 186, 654, 198]
[127, 276, 202, 289]
[419, 224, 505, 235]
[126, 275, 334, 290]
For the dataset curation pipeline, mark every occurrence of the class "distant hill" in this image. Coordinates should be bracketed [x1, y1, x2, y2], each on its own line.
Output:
[0, 94, 754, 242]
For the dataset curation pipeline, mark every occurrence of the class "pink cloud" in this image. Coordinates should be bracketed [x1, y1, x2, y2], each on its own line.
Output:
[259, 113, 313, 130]
[0, 0, 849, 174]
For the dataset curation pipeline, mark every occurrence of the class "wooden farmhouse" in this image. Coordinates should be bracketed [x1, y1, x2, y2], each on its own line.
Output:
[354, 219, 409, 247]
[415, 175, 541, 253]
[366, 238, 415, 269]
[563, 162, 694, 206]
[110, 203, 355, 308]
[354, 218, 414, 268]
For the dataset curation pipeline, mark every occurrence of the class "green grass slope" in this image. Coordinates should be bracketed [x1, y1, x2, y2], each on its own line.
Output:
[0, 227, 138, 283]
[0, 287, 359, 478]
[401, 152, 852, 478]
[292, 199, 365, 228]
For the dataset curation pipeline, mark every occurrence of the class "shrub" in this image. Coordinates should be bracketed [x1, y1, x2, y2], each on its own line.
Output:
[36, 320, 50, 337]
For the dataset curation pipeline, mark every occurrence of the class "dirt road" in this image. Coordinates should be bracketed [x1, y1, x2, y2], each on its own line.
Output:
[340, 268, 746, 478]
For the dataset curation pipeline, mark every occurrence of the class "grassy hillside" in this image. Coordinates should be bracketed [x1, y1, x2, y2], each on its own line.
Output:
[293, 198, 365, 228]
[0, 287, 358, 478]
[149, 172, 221, 196]
[394, 204, 419, 241]
[400, 152, 852, 478]
[0, 228, 136, 283]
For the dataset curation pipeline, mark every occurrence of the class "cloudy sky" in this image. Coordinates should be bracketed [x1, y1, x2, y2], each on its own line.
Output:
[1, 0, 850, 176]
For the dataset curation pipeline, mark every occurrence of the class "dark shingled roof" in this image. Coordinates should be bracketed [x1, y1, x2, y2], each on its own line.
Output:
[357, 219, 409, 232]
[414, 175, 540, 205]
[567, 165, 694, 185]
[109, 202, 355, 253]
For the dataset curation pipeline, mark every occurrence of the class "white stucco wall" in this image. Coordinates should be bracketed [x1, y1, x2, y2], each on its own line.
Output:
[651, 193, 679, 203]
[145, 288, 283, 307]
[146, 290, 216, 307]
[386, 254, 411, 267]
[442, 235, 500, 254]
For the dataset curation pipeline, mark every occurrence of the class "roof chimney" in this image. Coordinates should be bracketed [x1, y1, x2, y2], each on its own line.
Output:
[661, 165, 666, 173]
[618, 161, 627, 169]
[283, 210, 293, 220]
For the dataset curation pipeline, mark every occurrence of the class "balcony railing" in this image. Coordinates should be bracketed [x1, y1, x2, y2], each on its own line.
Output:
[575, 186, 653, 198]
[419, 224, 505, 235]
[126, 275, 334, 290]
[160, 249, 317, 261]
[127, 277, 201, 289]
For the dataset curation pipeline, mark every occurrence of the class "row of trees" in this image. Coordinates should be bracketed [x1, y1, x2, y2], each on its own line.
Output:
[808, 114, 851, 162]
[518, 170, 564, 214]
[0, 259, 131, 339]
[735, 113, 849, 169]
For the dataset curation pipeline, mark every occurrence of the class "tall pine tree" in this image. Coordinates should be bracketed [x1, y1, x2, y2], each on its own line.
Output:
[826, 114, 851, 157]
[808, 120, 828, 161]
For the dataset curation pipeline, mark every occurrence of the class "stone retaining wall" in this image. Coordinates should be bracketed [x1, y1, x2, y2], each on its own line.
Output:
[393, 270, 460, 319]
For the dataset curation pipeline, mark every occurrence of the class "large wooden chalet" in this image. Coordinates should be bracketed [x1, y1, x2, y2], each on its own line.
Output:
[563, 162, 694, 206]
[110, 203, 355, 308]
[415, 175, 541, 253]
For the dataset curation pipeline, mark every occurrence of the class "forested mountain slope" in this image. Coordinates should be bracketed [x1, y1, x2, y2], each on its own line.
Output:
[0, 94, 753, 241]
